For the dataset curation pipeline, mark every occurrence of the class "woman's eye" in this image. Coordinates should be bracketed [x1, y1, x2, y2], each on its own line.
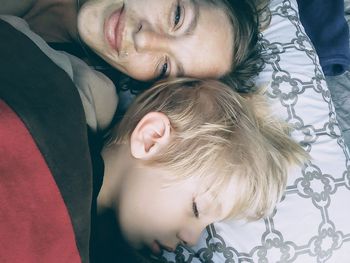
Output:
[192, 201, 199, 218]
[158, 61, 168, 79]
[174, 5, 181, 26]
[174, 3, 182, 27]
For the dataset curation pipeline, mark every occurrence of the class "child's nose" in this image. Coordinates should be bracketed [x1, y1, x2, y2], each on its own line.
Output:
[177, 226, 204, 247]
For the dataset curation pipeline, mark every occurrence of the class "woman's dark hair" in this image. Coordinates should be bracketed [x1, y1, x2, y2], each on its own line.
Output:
[217, 0, 271, 92]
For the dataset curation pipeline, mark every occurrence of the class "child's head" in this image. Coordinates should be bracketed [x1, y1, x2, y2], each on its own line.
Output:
[101, 78, 307, 253]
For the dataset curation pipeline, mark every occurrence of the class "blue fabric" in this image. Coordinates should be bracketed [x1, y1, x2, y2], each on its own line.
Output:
[297, 0, 350, 76]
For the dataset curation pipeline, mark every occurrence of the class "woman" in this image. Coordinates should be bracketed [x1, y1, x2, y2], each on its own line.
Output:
[1, 0, 268, 93]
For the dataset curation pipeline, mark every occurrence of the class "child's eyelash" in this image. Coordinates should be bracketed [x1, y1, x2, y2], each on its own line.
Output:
[192, 201, 199, 218]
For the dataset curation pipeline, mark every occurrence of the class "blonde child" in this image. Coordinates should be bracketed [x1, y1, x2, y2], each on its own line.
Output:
[96, 78, 308, 256]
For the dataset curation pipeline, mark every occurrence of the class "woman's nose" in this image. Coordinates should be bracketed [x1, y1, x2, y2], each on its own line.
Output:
[133, 28, 170, 53]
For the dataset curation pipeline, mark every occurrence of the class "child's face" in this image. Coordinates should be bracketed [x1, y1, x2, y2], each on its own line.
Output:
[117, 165, 236, 254]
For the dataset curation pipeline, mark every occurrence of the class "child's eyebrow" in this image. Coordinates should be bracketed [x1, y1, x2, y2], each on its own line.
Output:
[197, 189, 223, 215]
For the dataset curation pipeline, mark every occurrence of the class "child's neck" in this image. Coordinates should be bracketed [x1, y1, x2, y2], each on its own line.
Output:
[98, 144, 131, 213]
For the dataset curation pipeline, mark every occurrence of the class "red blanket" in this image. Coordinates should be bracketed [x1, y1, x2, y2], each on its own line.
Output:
[0, 19, 93, 263]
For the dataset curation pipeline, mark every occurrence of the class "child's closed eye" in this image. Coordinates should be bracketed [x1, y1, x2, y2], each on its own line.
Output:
[192, 201, 199, 218]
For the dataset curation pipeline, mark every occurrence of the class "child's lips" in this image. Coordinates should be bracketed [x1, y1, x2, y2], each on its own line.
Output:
[105, 4, 125, 54]
[151, 240, 175, 254]
[151, 240, 161, 255]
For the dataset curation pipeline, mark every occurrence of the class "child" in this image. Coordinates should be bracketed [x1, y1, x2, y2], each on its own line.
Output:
[96, 78, 308, 256]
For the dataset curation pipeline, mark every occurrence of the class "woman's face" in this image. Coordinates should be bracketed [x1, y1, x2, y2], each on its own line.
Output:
[78, 0, 233, 81]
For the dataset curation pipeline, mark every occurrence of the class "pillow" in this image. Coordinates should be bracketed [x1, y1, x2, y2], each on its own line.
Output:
[160, 0, 350, 262]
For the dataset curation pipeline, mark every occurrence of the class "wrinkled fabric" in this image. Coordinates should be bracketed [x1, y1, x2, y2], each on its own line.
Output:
[0, 15, 118, 132]
[0, 19, 93, 263]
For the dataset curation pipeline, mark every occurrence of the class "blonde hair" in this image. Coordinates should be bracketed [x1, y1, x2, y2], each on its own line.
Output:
[107, 78, 308, 220]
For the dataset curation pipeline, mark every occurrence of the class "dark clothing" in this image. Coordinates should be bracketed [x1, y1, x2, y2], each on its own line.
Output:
[297, 0, 350, 76]
[297, 0, 350, 149]
[0, 19, 94, 262]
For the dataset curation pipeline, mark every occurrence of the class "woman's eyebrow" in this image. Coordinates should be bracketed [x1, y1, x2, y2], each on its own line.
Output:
[185, 0, 200, 35]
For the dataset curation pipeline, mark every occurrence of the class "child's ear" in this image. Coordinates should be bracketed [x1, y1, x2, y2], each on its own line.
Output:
[130, 112, 171, 160]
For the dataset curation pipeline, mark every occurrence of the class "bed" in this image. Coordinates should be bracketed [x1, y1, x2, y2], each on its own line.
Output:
[1, 0, 349, 262]
[160, 0, 350, 262]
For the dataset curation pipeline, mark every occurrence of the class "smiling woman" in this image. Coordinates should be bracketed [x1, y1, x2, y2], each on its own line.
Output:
[0, 0, 268, 89]
[77, 0, 234, 81]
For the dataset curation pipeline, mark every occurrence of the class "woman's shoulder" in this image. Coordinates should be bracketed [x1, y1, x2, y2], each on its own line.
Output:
[65, 53, 119, 133]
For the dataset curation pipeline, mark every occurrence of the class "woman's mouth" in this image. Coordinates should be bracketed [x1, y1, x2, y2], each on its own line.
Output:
[105, 4, 125, 54]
